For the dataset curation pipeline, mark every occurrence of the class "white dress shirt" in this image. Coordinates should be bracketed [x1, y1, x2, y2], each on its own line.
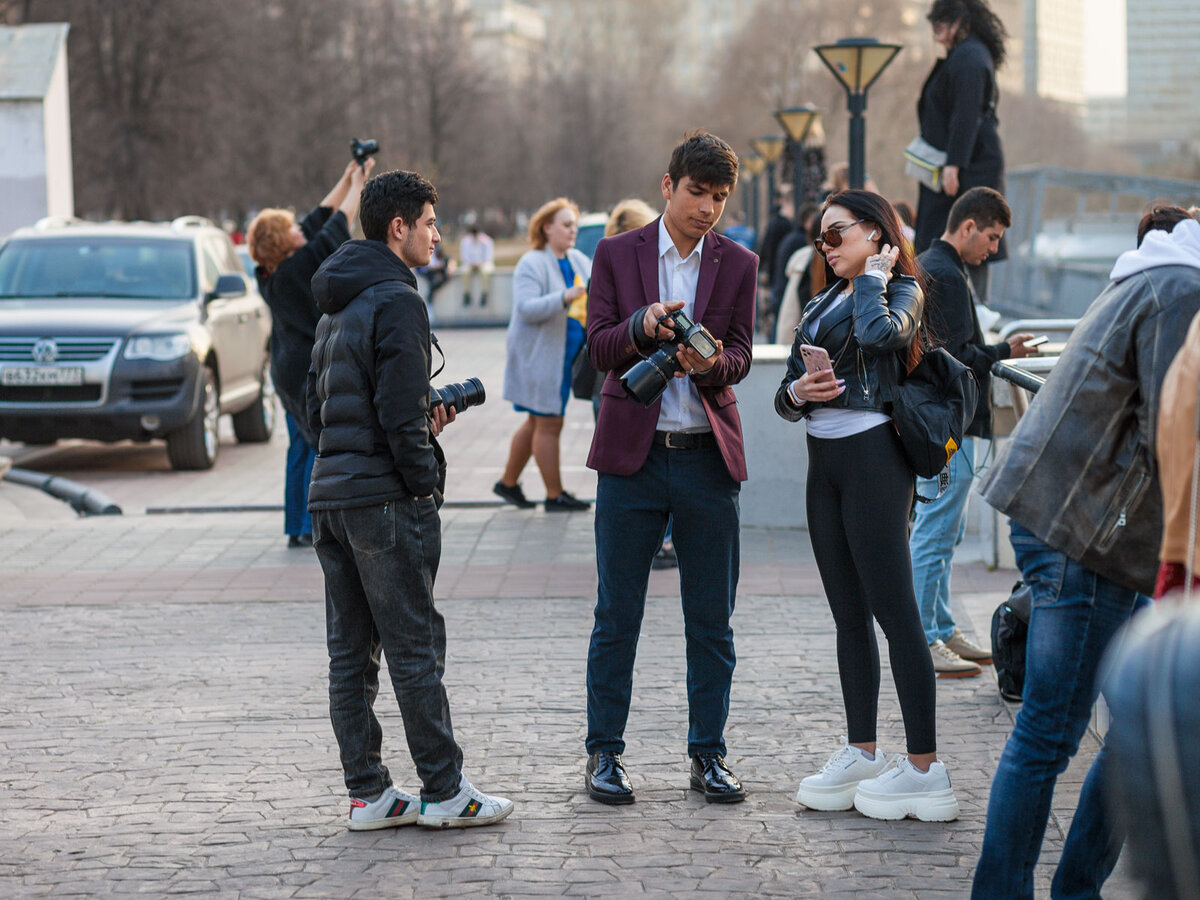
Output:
[655, 217, 711, 433]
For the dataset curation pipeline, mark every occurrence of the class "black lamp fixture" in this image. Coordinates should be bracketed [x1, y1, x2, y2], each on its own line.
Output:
[741, 153, 766, 237]
[774, 104, 821, 210]
[749, 135, 786, 215]
[813, 37, 902, 189]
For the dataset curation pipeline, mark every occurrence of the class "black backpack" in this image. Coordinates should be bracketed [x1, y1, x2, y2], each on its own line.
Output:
[991, 581, 1032, 702]
[889, 342, 979, 480]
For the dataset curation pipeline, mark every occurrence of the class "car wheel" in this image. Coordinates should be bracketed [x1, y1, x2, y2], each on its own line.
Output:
[232, 353, 276, 443]
[166, 365, 219, 470]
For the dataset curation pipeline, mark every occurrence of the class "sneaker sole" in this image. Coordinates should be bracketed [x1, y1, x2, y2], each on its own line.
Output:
[853, 787, 960, 822]
[418, 803, 514, 829]
[935, 667, 982, 678]
[796, 781, 861, 811]
[347, 811, 419, 831]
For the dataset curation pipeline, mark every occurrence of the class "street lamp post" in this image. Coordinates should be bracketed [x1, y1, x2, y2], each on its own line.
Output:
[774, 104, 820, 213]
[813, 37, 902, 190]
[750, 135, 785, 217]
[741, 153, 766, 241]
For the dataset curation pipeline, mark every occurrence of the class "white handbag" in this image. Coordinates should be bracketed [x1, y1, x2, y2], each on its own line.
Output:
[904, 137, 947, 190]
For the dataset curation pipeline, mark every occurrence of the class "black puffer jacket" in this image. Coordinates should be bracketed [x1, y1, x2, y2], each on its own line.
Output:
[774, 274, 923, 422]
[306, 240, 444, 509]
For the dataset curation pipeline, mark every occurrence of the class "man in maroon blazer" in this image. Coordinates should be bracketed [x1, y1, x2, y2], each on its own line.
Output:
[583, 132, 758, 805]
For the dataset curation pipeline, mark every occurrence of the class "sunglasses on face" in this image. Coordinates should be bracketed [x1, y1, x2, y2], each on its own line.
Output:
[813, 218, 866, 256]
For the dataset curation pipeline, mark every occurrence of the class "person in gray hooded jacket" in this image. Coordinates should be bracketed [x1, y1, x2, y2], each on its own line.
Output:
[972, 207, 1200, 899]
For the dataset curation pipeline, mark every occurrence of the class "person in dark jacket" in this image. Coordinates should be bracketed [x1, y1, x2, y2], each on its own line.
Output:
[776, 190, 959, 823]
[910, 187, 1035, 678]
[306, 169, 512, 832]
[914, 0, 1009, 297]
[247, 157, 372, 547]
[971, 208, 1200, 899]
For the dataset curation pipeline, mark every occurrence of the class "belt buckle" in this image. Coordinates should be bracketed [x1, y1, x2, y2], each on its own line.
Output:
[664, 432, 685, 449]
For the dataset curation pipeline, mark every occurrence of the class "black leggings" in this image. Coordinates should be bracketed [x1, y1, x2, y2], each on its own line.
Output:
[806, 424, 937, 755]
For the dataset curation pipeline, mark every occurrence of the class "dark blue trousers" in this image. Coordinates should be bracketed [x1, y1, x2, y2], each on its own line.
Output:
[284, 413, 315, 537]
[586, 442, 740, 758]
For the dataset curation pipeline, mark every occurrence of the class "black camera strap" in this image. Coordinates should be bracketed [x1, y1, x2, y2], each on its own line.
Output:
[429, 331, 445, 380]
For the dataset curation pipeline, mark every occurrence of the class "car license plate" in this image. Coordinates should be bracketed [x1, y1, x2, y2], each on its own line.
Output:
[1, 366, 85, 386]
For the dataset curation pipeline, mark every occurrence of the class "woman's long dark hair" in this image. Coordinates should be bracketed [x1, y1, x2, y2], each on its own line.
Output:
[928, 0, 1008, 68]
[823, 190, 929, 368]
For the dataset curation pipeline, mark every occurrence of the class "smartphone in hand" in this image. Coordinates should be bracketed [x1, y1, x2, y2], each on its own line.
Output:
[799, 344, 832, 375]
[1024, 335, 1049, 349]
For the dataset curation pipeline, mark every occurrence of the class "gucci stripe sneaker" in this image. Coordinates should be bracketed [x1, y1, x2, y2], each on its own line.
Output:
[417, 775, 513, 829]
[347, 785, 419, 831]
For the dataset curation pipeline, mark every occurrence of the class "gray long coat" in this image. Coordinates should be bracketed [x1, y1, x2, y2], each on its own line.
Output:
[502, 246, 592, 414]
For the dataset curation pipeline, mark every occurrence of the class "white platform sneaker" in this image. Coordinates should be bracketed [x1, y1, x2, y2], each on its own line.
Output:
[796, 738, 889, 811]
[853, 757, 960, 822]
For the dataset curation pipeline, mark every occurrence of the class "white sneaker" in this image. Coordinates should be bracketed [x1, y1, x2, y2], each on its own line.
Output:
[796, 738, 888, 810]
[347, 785, 419, 831]
[853, 757, 960, 822]
[417, 775, 514, 829]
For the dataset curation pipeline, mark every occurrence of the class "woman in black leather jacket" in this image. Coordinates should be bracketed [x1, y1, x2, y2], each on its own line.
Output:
[775, 190, 960, 823]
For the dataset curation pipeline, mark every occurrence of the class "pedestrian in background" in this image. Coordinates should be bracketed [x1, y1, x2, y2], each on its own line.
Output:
[971, 207, 1200, 899]
[914, 0, 1008, 299]
[307, 169, 512, 832]
[776, 190, 960, 823]
[247, 156, 372, 548]
[459, 225, 494, 307]
[494, 198, 592, 512]
[910, 187, 1035, 678]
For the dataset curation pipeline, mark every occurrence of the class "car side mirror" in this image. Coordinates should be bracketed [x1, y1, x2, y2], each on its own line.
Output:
[209, 273, 247, 301]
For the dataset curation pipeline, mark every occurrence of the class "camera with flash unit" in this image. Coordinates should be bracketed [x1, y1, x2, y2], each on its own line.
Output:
[620, 310, 718, 407]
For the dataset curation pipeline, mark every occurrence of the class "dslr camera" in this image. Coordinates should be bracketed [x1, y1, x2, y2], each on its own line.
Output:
[430, 377, 486, 415]
[350, 137, 380, 167]
[620, 310, 718, 406]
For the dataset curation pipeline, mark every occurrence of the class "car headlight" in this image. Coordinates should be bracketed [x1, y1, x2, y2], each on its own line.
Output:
[123, 334, 192, 361]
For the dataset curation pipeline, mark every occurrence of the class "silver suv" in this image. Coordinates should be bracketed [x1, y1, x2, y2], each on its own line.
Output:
[0, 216, 274, 469]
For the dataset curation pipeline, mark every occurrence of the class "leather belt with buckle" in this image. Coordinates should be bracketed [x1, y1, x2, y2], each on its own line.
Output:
[653, 430, 716, 450]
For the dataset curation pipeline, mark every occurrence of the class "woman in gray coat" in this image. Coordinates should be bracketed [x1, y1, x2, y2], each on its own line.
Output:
[494, 198, 593, 512]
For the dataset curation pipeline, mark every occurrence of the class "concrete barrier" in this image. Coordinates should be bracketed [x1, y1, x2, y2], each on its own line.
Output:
[739, 343, 809, 528]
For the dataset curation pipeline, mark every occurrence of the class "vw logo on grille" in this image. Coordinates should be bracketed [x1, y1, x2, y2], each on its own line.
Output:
[32, 338, 59, 363]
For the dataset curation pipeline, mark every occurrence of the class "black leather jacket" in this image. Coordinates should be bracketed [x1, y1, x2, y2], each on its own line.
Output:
[306, 241, 445, 509]
[775, 274, 923, 422]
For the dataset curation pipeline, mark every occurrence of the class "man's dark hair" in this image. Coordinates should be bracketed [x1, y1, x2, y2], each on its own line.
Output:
[667, 131, 739, 191]
[1136, 205, 1191, 247]
[947, 186, 1011, 233]
[359, 170, 438, 242]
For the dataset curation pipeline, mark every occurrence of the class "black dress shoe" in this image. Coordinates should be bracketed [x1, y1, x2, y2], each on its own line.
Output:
[690, 753, 746, 803]
[586, 751, 634, 805]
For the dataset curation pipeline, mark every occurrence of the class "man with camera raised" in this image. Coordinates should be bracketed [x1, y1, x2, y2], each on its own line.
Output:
[582, 131, 758, 805]
[306, 169, 512, 831]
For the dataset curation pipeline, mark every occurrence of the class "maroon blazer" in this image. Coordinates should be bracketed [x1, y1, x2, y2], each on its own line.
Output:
[585, 219, 758, 481]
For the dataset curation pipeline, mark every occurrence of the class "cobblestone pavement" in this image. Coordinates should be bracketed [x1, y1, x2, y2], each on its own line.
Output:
[0, 329, 1134, 898]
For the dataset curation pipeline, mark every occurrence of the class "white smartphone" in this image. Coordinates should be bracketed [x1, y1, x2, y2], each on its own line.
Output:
[1024, 335, 1049, 349]
[799, 344, 832, 375]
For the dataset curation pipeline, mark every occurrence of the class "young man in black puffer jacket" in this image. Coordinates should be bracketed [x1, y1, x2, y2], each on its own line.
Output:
[306, 170, 512, 832]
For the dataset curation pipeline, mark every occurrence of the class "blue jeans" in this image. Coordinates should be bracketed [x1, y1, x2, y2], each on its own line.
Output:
[284, 414, 315, 537]
[909, 437, 975, 643]
[972, 521, 1149, 900]
[586, 442, 740, 758]
[313, 498, 463, 802]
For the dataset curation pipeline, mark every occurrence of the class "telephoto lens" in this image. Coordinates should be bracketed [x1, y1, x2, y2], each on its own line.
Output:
[430, 377, 486, 414]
